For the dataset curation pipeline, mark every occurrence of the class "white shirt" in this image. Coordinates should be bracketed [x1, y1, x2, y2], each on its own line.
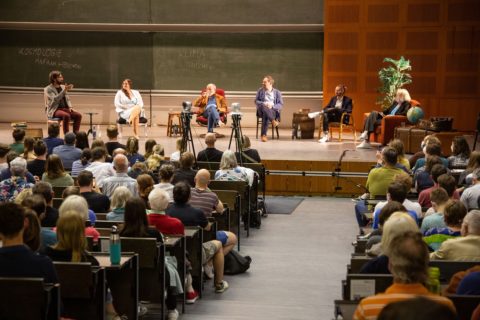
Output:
[114, 89, 144, 114]
[85, 161, 115, 188]
[374, 198, 422, 219]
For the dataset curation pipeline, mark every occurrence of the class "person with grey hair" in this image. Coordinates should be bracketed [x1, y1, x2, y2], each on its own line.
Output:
[102, 154, 138, 198]
[197, 132, 223, 162]
[460, 168, 480, 211]
[354, 231, 456, 320]
[147, 188, 184, 235]
[106, 186, 133, 221]
[193, 83, 228, 133]
[430, 210, 480, 261]
[215, 150, 255, 186]
[0, 157, 34, 202]
[52, 132, 82, 170]
[59, 195, 100, 242]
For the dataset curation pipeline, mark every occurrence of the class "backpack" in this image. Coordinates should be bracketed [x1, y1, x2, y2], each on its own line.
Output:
[224, 250, 252, 275]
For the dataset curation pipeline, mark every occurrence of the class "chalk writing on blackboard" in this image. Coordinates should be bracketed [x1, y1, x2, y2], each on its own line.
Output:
[19, 48, 82, 70]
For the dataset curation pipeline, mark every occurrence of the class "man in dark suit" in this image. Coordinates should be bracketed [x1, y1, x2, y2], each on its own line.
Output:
[318, 84, 353, 143]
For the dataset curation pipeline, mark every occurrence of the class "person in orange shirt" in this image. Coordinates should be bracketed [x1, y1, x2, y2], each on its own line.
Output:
[194, 83, 227, 133]
[354, 231, 455, 320]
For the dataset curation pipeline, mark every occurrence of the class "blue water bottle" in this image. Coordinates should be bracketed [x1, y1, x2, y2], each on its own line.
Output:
[109, 225, 121, 265]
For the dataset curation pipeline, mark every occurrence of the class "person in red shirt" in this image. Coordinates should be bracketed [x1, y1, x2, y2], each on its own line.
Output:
[147, 188, 184, 235]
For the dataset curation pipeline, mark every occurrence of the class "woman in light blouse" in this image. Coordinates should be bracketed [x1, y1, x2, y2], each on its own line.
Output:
[114, 78, 144, 139]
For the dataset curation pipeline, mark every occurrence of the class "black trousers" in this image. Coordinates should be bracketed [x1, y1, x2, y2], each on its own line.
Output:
[363, 111, 383, 133]
[322, 108, 343, 132]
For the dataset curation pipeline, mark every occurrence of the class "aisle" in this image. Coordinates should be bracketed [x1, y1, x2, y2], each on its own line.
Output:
[180, 197, 357, 320]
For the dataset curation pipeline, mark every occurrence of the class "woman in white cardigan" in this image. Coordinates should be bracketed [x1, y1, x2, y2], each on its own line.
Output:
[114, 79, 144, 139]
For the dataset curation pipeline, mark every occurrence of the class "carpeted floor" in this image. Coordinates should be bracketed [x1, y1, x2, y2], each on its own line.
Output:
[264, 196, 304, 214]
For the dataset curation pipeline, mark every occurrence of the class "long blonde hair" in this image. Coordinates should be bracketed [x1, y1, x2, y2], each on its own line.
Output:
[54, 213, 87, 262]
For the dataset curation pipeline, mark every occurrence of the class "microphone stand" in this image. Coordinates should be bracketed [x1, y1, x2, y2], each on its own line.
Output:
[332, 149, 370, 194]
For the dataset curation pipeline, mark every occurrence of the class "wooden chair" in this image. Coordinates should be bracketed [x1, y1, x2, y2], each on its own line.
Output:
[326, 111, 357, 142]
[343, 274, 393, 300]
[53, 262, 105, 320]
[448, 295, 480, 320]
[256, 115, 280, 140]
[0, 277, 60, 320]
[212, 189, 241, 250]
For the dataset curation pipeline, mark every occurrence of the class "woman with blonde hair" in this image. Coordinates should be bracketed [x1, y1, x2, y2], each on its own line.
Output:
[125, 136, 145, 166]
[136, 174, 154, 209]
[41, 154, 74, 187]
[114, 78, 145, 139]
[388, 139, 410, 171]
[106, 186, 133, 221]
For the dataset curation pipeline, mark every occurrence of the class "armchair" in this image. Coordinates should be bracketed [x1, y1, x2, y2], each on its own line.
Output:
[195, 88, 228, 126]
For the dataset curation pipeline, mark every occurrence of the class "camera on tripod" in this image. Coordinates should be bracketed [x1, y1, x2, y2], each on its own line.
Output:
[181, 101, 193, 120]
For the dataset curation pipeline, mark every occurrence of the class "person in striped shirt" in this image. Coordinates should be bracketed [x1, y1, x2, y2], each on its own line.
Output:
[354, 231, 455, 320]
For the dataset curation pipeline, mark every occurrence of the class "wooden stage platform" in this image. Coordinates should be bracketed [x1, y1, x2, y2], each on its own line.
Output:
[0, 122, 413, 196]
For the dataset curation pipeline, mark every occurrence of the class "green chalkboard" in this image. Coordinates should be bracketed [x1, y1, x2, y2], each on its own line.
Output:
[0, 30, 153, 89]
[154, 33, 323, 91]
[0, 0, 323, 24]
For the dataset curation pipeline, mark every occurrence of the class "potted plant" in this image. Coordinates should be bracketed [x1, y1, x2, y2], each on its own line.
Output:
[377, 56, 412, 110]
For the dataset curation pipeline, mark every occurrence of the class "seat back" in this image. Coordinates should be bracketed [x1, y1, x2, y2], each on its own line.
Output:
[343, 274, 394, 300]
[120, 237, 160, 269]
[95, 220, 123, 229]
[448, 295, 480, 320]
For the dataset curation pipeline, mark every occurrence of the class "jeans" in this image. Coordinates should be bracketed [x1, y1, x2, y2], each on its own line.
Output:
[53, 108, 82, 134]
[257, 105, 277, 136]
[204, 104, 219, 133]
[354, 200, 369, 228]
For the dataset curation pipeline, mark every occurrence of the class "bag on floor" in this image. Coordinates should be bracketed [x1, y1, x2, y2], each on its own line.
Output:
[224, 250, 251, 275]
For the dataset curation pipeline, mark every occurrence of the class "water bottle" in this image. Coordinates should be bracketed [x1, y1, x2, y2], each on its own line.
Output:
[109, 225, 121, 265]
[292, 122, 297, 140]
[427, 267, 440, 294]
[296, 123, 301, 139]
[92, 125, 97, 139]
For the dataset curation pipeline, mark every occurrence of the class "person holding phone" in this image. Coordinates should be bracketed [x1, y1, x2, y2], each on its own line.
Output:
[44, 70, 82, 134]
[193, 83, 227, 133]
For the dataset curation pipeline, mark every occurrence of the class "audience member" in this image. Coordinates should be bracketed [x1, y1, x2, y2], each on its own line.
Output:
[147, 188, 184, 235]
[418, 164, 448, 208]
[75, 131, 89, 150]
[0, 157, 34, 202]
[21, 137, 36, 161]
[460, 168, 480, 211]
[424, 200, 466, 251]
[78, 170, 110, 213]
[190, 169, 224, 217]
[414, 156, 443, 193]
[172, 151, 197, 187]
[377, 296, 456, 320]
[412, 142, 448, 173]
[21, 194, 57, 252]
[103, 154, 138, 198]
[137, 173, 154, 209]
[27, 139, 47, 178]
[448, 136, 470, 169]
[85, 147, 115, 188]
[354, 231, 455, 319]
[430, 210, 480, 261]
[41, 154, 74, 187]
[0, 151, 35, 183]
[197, 133, 223, 162]
[458, 151, 480, 187]
[105, 125, 126, 156]
[62, 186, 96, 226]
[170, 138, 183, 162]
[52, 132, 82, 170]
[32, 181, 58, 227]
[155, 163, 175, 200]
[457, 271, 480, 295]
[236, 135, 261, 163]
[9, 128, 25, 154]
[420, 188, 450, 234]
[106, 186, 132, 221]
[43, 123, 64, 155]
[22, 209, 42, 252]
[144, 139, 157, 159]
[125, 136, 145, 166]
[0, 203, 58, 283]
[0, 143, 10, 171]
[215, 150, 255, 186]
[59, 195, 100, 243]
[387, 139, 410, 172]
[71, 148, 91, 177]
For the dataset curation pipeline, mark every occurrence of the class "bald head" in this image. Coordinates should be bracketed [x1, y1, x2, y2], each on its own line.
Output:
[113, 148, 126, 156]
[205, 133, 216, 147]
[113, 154, 129, 173]
[195, 169, 210, 188]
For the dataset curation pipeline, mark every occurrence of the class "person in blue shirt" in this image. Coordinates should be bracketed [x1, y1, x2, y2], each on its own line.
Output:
[255, 76, 284, 142]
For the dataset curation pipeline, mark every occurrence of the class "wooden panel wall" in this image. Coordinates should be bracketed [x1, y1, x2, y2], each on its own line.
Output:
[324, 0, 480, 132]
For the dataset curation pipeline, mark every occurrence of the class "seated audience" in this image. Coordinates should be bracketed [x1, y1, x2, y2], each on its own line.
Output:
[59, 195, 100, 243]
[430, 209, 480, 261]
[22, 209, 42, 252]
[360, 211, 418, 273]
[145, 145, 165, 173]
[85, 147, 115, 188]
[354, 231, 455, 319]
[457, 271, 480, 295]
[43, 123, 64, 155]
[102, 154, 138, 198]
[41, 154, 74, 187]
[423, 200, 466, 251]
[458, 151, 480, 187]
[71, 148, 91, 177]
[170, 138, 182, 162]
[27, 140, 48, 178]
[105, 125, 126, 156]
[460, 168, 480, 211]
[215, 149, 256, 186]
[62, 186, 96, 226]
[236, 135, 261, 163]
[147, 188, 185, 236]
[125, 136, 145, 166]
[375, 174, 422, 218]
[52, 132, 82, 170]
[418, 164, 449, 208]
[78, 170, 110, 213]
[21, 194, 57, 252]
[448, 136, 470, 169]
[172, 151, 197, 187]
[190, 169, 224, 218]
[377, 296, 456, 320]
[9, 128, 25, 154]
[0, 157, 34, 202]
[21, 137, 36, 161]
[414, 156, 444, 193]
[144, 139, 157, 160]
[387, 139, 410, 172]
[155, 164, 175, 201]
[197, 132, 223, 163]
[421, 188, 450, 234]
[75, 131, 89, 150]
[32, 181, 58, 227]
[0, 151, 36, 183]
[413, 142, 448, 173]
[0, 202, 58, 283]
[0, 143, 10, 171]
[137, 173, 154, 209]
[106, 186, 133, 221]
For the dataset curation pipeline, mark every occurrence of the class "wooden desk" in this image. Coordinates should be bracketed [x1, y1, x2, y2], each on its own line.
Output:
[185, 227, 203, 298]
[92, 253, 139, 319]
[164, 235, 186, 313]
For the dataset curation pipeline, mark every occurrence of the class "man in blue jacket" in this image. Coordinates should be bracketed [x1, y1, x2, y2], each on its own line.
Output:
[255, 75, 284, 142]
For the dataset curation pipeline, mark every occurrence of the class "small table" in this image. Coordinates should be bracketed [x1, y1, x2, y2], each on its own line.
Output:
[85, 112, 99, 137]
[292, 111, 315, 139]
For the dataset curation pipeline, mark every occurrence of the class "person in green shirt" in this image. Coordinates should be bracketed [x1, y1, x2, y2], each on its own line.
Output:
[9, 128, 25, 155]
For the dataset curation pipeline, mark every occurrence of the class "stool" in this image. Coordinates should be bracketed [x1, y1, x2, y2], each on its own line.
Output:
[167, 112, 183, 137]
[85, 112, 99, 137]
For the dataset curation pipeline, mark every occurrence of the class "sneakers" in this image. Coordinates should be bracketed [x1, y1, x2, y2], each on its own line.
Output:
[308, 111, 323, 119]
[272, 119, 280, 127]
[318, 133, 329, 143]
[359, 131, 368, 141]
[261, 135, 268, 142]
[186, 290, 199, 304]
[356, 140, 372, 149]
[204, 263, 214, 279]
[167, 309, 179, 320]
[215, 280, 229, 293]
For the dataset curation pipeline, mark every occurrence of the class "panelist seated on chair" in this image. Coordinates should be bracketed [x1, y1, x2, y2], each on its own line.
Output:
[318, 84, 353, 143]
[44, 70, 82, 134]
[114, 78, 145, 139]
[193, 83, 228, 133]
[358, 88, 411, 148]
[255, 75, 283, 142]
